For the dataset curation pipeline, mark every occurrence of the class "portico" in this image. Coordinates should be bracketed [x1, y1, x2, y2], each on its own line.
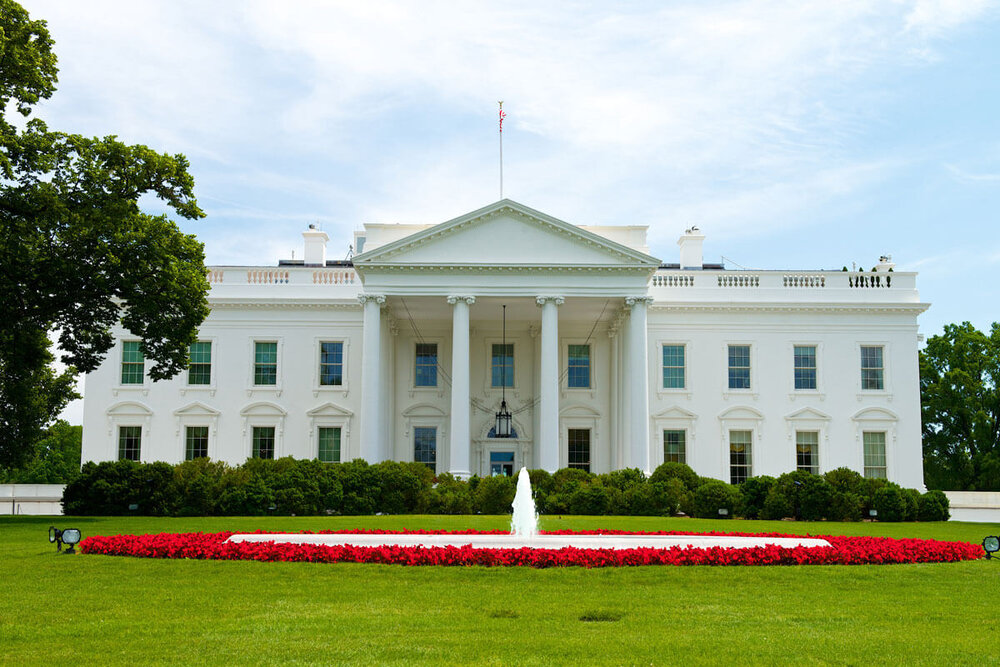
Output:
[351, 200, 661, 476]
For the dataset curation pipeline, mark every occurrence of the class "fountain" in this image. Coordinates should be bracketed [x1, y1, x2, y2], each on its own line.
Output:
[226, 467, 832, 552]
[509, 467, 538, 538]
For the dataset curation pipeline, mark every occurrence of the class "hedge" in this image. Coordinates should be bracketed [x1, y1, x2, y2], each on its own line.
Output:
[62, 459, 949, 521]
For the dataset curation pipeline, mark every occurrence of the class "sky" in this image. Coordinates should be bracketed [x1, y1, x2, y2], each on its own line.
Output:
[18, 0, 1000, 423]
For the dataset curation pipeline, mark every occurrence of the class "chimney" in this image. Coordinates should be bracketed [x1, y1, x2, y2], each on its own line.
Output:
[677, 226, 705, 270]
[303, 224, 329, 266]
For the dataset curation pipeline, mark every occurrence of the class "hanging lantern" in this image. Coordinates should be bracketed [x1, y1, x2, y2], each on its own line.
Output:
[494, 304, 512, 438]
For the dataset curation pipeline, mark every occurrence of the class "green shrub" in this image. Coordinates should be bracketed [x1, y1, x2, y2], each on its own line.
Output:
[599, 468, 646, 492]
[418, 473, 473, 514]
[552, 467, 594, 494]
[649, 462, 700, 492]
[62, 460, 175, 515]
[824, 467, 866, 496]
[474, 474, 516, 514]
[657, 478, 691, 516]
[739, 476, 776, 519]
[692, 480, 742, 519]
[918, 490, 950, 521]
[827, 491, 862, 521]
[374, 460, 428, 514]
[173, 458, 230, 516]
[762, 486, 793, 520]
[525, 469, 554, 511]
[872, 484, 907, 521]
[901, 487, 921, 522]
[568, 484, 610, 515]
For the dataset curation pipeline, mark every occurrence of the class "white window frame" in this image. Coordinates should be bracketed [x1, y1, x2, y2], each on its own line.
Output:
[173, 401, 221, 460]
[857, 342, 891, 400]
[483, 336, 521, 394]
[182, 337, 218, 396]
[718, 406, 764, 483]
[105, 401, 152, 461]
[403, 405, 447, 473]
[656, 340, 691, 398]
[852, 407, 898, 480]
[113, 338, 148, 396]
[652, 406, 698, 470]
[788, 341, 824, 400]
[560, 407, 600, 472]
[783, 407, 831, 474]
[313, 337, 351, 396]
[722, 342, 757, 400]
[240, 402, 286, 460]
[307, 402, 354, 462]
[410, 338, 444, 394]
[248, 337, 284, 397]
[795, 430, 821, 475]
[562, 339, 597, 396]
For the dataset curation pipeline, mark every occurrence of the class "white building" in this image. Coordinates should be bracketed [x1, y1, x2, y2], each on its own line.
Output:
[81, 200, 928, 487]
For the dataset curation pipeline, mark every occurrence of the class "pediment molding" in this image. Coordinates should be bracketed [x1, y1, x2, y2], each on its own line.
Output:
[106, 401, 153, 417]
[784, 407, 831, 421]
[306, 401, 354, 418]
[718, 406, 765, 421]
[653, 406, 698, 420]
[239, 401, 287, 417]
[173, 401, 221, 417]
[851, 407, 898, 422]
[353, 200, 660, 271]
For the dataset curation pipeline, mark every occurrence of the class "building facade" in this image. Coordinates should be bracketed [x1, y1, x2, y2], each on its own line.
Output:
[81, 200, 929, 487]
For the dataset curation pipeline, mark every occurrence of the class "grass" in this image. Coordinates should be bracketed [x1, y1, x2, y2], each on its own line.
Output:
[2, 515, 999, 666]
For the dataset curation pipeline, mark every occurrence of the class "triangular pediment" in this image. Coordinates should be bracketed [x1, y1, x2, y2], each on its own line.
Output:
[654, 406, 698, 420]
[353, 200, 660, 270]
[306, 402, 353, 418]
[784, 407, 831, 422]
[174, 401, 221, 417]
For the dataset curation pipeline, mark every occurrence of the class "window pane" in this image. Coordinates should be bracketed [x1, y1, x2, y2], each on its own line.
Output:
[567, 344, 590, 388]
[795, 430, 819, 474]
[252, 426, 275, 459]
[188, 341, 212, 385]
[414, 427, 436, 471]
[728, 345, 751, 390]
[863, 431, 887, 479]
[491, 343, 514, 388]
[121, 341, 144, 384]
[254, 342, 278, 385]
[663, 430, 686, 464]
[567, 429, 591, 472]
[318, 427, 341, 463]
[793, 345, 817, 390]
[185, 426, 209, 460]
[320, 341, 344, 386]
[860, 346, 884, 390]
[729, 430, 752, 484]
[415, 343, 438, 387]
[118, 426, 141, 461]
[662, 345, 685, 389]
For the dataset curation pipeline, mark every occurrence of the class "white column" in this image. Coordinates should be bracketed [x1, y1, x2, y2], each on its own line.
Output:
[359, 293, 385, 462]
[626, 296, 653, 474]
[447, 295, 475, 479]
[537, 296, 564, 472]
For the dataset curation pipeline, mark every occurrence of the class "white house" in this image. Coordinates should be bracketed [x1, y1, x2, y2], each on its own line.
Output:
[81, 200, 929, 487]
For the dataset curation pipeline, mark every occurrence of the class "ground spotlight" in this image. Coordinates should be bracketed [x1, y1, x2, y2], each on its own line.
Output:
[48, 526, 82, 554]
[983, 536, 1000, 559]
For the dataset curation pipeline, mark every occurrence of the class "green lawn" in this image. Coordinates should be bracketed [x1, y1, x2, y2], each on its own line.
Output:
[2, 515, 999, 665]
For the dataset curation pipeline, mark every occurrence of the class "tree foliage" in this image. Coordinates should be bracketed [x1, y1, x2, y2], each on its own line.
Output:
[0, 1, 209, 465]
[920, 321, 1000, 490]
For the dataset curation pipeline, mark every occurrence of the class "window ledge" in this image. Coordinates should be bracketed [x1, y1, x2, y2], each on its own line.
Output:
[856, 392, 892, 402]
[722, 390, 758, 401]
[789, 391, 825, 402]
[113, 386, 148, 397]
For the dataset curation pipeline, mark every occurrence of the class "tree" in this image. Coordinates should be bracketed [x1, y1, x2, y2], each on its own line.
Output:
[920, 322, 1000, 491]
[0, 1, 209, 466]
[0, 419, 82, 483]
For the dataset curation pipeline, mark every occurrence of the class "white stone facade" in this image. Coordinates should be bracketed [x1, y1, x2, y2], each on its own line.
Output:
[81, 200, 928, 487]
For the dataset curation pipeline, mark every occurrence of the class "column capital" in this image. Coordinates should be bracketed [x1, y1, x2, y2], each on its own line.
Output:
[358, 293, 386, 306]
[446, 295, 476, 306]
[535, 295, 565, 307]
[624, 296, 655, 307]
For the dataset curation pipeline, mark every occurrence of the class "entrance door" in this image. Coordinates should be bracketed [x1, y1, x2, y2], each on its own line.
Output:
[489, 451, 515, 477]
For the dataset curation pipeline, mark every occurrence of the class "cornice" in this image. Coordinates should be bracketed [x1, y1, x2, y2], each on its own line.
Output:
[209, 299, 362, 310]
[356, 262, 655, 274]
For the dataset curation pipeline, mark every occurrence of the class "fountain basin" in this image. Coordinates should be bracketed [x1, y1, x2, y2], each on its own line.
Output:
[226, 533, 832, 550]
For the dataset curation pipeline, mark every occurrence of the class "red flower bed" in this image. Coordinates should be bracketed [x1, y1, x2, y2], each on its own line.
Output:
[78, 529, 983, 568]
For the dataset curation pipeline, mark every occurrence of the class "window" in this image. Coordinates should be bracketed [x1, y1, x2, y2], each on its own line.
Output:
[728, 345, 750, 390]
[414, 343, 438, 387]
[567, 428, 591, 472]
[319, 341, 343, 386]
[188, 341, 212, 385]
[121, 341, 144, 385]
[793, 345, 817, 390]
[252, 426, 275, 459]
[663, 429, 686, 464]
[318, 427, 342, 463]
[863, 431, 887, 479]
[185, 426, 209, 460]
[567, 344, 591, 388]
[662, 345, 685, 389]
[491, 343, 514, 388]
[861, 346, 884, 390]
[729, 430, 752, 484]
[414, 427, 436, 471]
[796, 431, 819, 474]
[254, 342, 277, 385]
[118, 426, 141, 461]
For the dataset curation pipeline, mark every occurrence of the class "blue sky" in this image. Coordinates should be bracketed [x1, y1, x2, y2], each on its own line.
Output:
[20, 0, 1000, 421]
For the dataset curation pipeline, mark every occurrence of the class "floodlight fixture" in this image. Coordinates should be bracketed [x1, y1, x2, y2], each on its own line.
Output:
[718, 508, 729, 517]
[869, 509, 878, 519]
[48, 526, 82, 553]
[984, 536, 1000, 559]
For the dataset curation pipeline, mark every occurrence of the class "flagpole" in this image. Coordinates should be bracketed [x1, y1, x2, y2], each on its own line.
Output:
[498, 100, 504, 199]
